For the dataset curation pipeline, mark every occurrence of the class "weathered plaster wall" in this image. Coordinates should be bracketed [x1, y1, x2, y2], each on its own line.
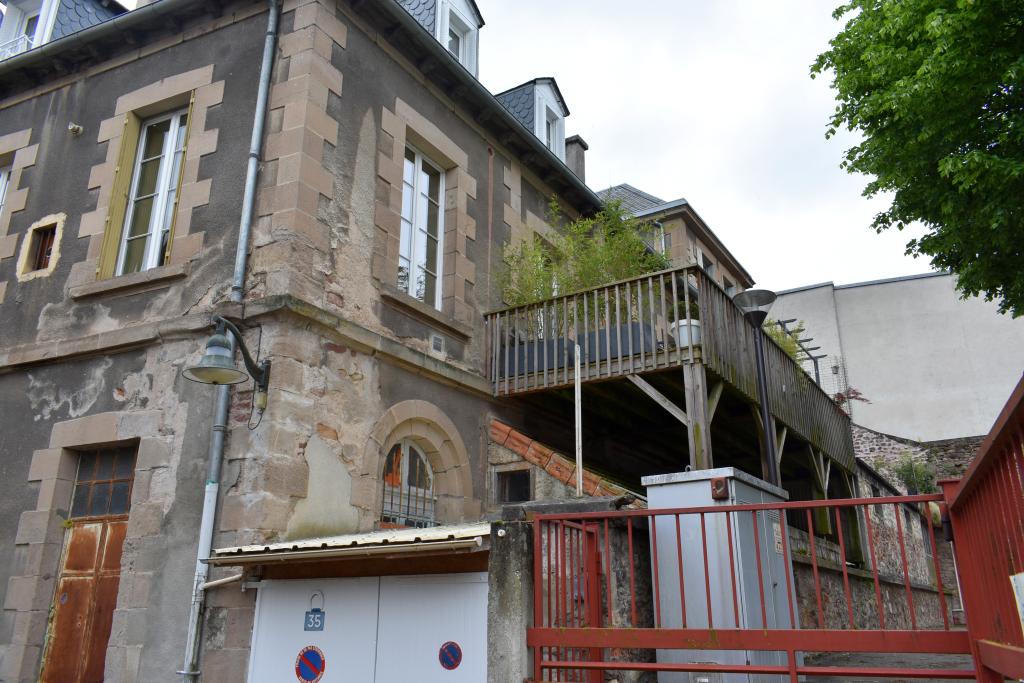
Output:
[0, 342, 227, 683]
[1, 0, 601, 680]
[0, 12, 264, 350]
[0, 6, 269, 683]
[771, 274, 1024, 442]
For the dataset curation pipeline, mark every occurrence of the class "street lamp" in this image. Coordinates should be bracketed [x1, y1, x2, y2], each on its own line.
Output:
[183, 315, 271, 410]
[733, 289, 779, 486]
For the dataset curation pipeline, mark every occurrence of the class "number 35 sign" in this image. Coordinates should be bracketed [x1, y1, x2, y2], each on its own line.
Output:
[304, 591, 326, 632]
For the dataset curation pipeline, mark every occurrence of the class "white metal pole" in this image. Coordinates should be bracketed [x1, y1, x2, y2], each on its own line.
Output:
[574, 343, 583, 496]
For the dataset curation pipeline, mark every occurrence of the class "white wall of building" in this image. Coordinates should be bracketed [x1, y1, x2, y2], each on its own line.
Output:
[771, 272, 1024, 442]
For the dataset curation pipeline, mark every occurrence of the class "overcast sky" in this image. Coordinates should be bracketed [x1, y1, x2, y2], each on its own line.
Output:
[476, 0, 933, 291]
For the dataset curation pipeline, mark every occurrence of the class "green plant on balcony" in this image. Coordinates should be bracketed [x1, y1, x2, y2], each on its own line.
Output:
[764, 319, 804, 363]
[499, 199, 670, 307]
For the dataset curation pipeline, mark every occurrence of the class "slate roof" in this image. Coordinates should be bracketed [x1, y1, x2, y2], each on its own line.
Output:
[397, 0, 484, 35]
[51, 0, 126, 41]
[397, 0, 437, 36]
[495, 82, 535, 132]
[596, 184, 666, 213]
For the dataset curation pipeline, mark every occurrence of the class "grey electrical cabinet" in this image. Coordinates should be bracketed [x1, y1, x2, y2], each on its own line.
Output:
[642, 468, 800, 683]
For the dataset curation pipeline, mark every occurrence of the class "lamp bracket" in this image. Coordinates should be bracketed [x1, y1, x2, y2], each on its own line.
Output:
[212, 315, 271, 391]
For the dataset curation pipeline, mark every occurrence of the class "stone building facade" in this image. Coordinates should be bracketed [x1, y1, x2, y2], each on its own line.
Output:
[0, 0, 615, 680]
[0, 1, 962, 681]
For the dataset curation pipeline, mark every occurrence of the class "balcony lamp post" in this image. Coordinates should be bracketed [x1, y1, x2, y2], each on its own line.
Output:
[732, 289, 779, 486]
[183, 315, 271, 411]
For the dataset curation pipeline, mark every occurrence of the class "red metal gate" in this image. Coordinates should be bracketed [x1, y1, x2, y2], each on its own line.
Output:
[527, 379, 1024, 681]
[940, 375, 1024, 682]
[530, 494, 970, 681]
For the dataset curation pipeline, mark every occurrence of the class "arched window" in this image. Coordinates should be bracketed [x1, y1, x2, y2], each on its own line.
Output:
[381, 439, 436, 528]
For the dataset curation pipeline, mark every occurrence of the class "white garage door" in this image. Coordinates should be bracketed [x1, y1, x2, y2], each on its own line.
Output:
[246, 573, 488, 683]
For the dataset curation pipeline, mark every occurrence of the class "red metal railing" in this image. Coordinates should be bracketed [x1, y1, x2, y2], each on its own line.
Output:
[941, 375, 1024, 682]
[529, 495, 971, 681]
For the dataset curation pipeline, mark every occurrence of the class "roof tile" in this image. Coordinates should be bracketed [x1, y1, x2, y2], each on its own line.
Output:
[595, 183, 666, 213]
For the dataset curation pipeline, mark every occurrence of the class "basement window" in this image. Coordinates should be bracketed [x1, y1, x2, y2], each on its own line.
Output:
[493, 465, 532, 505]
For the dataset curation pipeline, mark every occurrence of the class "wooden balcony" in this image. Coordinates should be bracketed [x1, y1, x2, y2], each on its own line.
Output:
[485, 266, 855, 474]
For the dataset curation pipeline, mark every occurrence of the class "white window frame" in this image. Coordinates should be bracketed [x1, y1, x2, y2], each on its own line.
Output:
[21, 12, 40, 41]
[534, 84, 566, 160]
[544, 109, 557, 150]
[446, 15, 465, 61]
[115, 108, 188, 276]
[0, 165, 11, 218]
[438, 1, 478, 75]
[398, 145, 446, 310]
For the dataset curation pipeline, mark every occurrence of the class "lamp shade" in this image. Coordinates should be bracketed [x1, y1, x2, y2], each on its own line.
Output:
[182, 332, 249, 385]
[732, 289, 777, 327]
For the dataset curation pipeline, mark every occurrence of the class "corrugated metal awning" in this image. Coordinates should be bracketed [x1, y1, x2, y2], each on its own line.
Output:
[208, 522, 491, 566]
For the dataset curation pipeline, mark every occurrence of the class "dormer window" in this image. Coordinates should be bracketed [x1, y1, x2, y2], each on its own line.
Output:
[441, 2, 479, 75]
[495, 77, 571, 161]
[0, 0, 126, 61]
[0, 5, 42, 59]
[534, 84, 567, 160]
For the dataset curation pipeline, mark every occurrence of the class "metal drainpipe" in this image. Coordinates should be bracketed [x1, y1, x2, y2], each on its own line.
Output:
[178, 1, 279, 680]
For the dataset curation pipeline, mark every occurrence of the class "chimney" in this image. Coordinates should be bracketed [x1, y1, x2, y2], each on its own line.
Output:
[565, 135, 588, 181]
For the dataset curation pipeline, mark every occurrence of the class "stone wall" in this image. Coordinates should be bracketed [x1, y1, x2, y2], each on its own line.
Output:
[792, 559, 954, 631]
[853, 423, 984, 487]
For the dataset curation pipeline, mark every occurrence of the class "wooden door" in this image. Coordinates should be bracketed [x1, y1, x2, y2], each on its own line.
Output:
[40, 447, 135, 683]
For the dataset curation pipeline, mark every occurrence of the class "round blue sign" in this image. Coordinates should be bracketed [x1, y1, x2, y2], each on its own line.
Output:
[295, 645, 325, 682]
[439, 641, 462, 670]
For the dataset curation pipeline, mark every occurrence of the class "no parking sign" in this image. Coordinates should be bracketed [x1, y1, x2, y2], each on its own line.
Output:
[295, 645, 326, 682]
[438, 641, 462, 670]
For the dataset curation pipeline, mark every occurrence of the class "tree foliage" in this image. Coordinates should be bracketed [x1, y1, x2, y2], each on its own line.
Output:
[813, 1, 1024, 315]
[500, 200, 670, 306]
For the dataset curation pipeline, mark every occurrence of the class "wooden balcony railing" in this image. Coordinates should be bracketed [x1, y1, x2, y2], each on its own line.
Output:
[487, 266, 702, 395]
[696, 273, 855, 472]
[485, 266, 855, 471]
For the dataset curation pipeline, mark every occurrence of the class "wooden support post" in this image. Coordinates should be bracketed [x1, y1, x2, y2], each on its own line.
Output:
[707, 380, 724, 424]
[626, 375, 690, 427]
[683, 362, 713, 470]
[775, 424, 788, 467]
[808, 444, 833, 534]
[841, 470, 866, 565]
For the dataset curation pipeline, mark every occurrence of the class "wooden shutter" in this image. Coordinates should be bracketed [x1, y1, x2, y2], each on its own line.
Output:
[95, 112, 142, 279]
[162, 92, 196, 266]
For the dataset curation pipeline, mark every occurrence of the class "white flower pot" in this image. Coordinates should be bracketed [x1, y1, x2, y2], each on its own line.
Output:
[673, 319, 701, 346]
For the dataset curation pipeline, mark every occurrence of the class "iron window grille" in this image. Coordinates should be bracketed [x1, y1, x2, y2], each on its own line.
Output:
[381, 439, 436, 528]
